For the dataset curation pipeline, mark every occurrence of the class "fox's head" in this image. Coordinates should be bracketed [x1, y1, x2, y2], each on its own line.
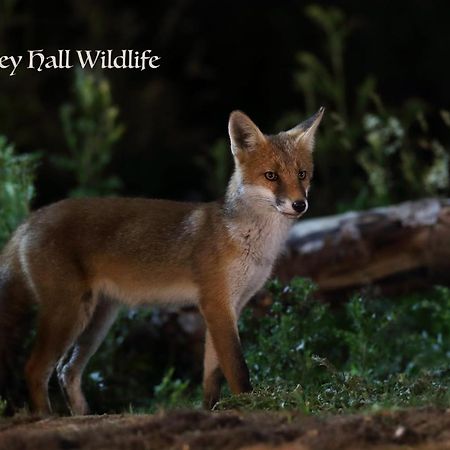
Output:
[227, 108, 324, 219]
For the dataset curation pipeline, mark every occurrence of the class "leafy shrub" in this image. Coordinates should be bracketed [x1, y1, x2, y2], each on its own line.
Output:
[0, 136, 38, 248]
[53, 68, 124, 197]
[152, 367, 192, 410]
[239, 278, 337, 388]
[217, 278, 450, 412]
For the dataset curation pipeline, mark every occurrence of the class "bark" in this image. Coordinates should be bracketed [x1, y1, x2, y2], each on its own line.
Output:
[276, 198, 450, 297]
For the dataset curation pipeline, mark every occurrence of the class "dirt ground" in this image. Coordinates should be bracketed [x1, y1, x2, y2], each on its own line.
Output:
[0, 407, 449, 450]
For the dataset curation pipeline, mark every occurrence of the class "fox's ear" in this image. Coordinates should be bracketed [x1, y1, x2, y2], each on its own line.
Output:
[228, 111, 266, 156]
[286, 106, 325, 151]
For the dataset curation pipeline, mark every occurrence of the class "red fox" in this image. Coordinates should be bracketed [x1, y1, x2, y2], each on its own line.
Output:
[0, 108, 323, 415]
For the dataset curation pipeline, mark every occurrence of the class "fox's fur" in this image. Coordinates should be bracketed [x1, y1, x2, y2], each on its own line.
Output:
[0, 108, 323, 415]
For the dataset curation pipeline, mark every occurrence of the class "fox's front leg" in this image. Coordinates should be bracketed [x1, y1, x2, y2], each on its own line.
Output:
[203, 330, 222, 409]
[200, 294, 252, 408]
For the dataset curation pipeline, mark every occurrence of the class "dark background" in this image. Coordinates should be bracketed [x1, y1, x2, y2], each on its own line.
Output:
[0, 0, 449, 212]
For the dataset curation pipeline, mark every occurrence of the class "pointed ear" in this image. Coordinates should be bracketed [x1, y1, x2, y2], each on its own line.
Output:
[286, 106, 325, 151]
[228, 110, 266, 156]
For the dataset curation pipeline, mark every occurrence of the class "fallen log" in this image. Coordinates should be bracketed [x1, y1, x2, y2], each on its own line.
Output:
[276, 198, 450, 297]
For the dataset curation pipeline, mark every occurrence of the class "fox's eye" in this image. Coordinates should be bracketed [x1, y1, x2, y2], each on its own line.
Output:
[298, 170, 307, 180]
[264, 171, 278, 181]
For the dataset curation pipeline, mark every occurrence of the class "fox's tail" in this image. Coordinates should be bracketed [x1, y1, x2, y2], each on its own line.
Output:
[0, 240, 34, 414]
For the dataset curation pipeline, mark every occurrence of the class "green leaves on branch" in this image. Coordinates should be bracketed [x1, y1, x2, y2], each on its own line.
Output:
[0, 136, 38, 247]
[54, 68, 124, 197]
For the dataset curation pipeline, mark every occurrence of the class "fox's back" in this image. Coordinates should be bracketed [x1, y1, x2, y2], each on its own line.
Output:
[11, 197, 219, 306]
[26, 197, 207, 252]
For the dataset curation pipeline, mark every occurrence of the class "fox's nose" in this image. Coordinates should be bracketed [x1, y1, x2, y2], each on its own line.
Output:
[292, 200, 307, 213]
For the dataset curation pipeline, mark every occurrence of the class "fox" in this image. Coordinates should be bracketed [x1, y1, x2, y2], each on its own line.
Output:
[0, 107, 324, 415]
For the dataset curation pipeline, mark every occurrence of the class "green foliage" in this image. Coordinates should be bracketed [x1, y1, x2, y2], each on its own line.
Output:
[215, 385, 306, 412]
[152, 367, 191, 410]
[53, 68, 124, 197]
[216, 279, 450, 413]
[358, 114, 405, 205]
[287, 5, 450, 211]
[356, 105, 450, 207]
[239, 278, 335, 388]
[295, 5, 350, 119]
[0, 136, 38, 247]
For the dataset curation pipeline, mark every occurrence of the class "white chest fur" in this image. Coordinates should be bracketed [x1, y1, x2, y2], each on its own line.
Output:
[226, 212, 292, 311]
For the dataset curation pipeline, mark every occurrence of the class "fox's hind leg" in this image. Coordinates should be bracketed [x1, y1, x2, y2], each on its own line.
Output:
[57, 298, 119, 415]
[25, 284, 97, 415]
